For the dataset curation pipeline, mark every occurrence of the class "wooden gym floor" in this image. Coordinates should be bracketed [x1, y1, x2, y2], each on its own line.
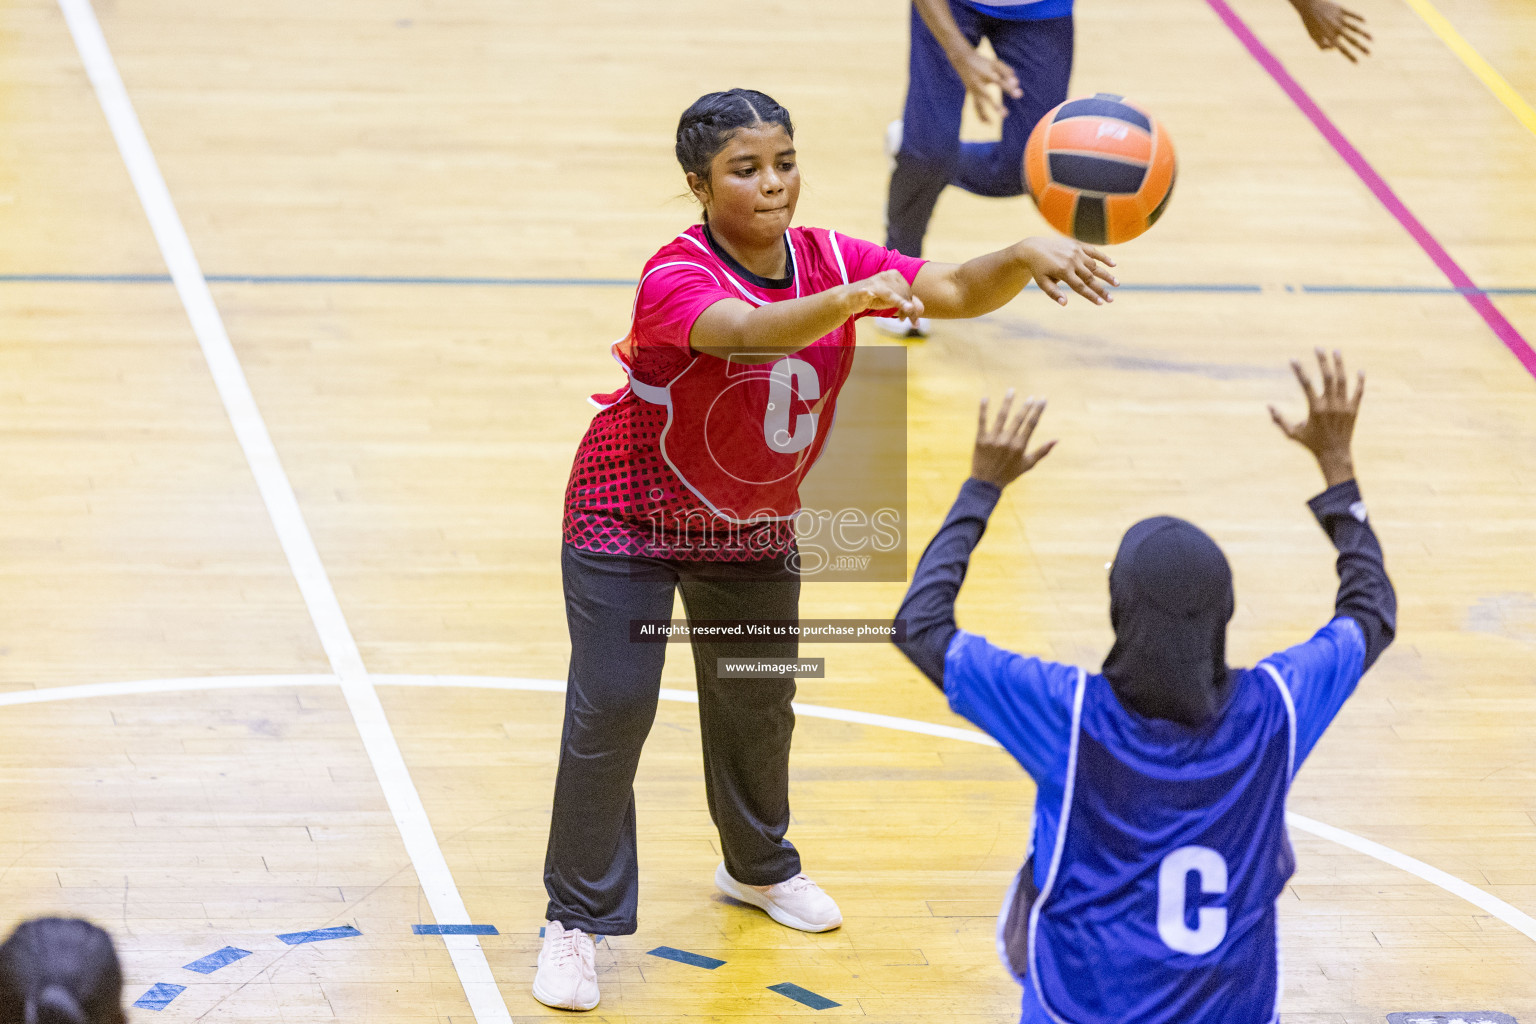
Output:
[1, 0, 1534, 1020]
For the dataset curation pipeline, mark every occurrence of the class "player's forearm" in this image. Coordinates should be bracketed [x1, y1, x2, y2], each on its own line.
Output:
[894, 477, 1003, 687]
[921, 245, 1034, 319]
[912, 0, 972, 63]
[693, 290, 856, 363]
[1308, 479, 1396, 670]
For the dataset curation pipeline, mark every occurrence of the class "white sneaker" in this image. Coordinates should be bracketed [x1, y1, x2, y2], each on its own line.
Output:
[532, 920, 599, 1011]
[714, 862, 843, 933]
[870, 315, 931, 339]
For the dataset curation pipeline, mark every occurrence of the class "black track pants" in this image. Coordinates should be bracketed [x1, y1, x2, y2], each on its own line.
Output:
[542, 544, 802, 935]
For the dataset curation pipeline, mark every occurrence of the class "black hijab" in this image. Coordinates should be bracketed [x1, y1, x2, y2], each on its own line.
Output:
[1102, 516, 1236, 729]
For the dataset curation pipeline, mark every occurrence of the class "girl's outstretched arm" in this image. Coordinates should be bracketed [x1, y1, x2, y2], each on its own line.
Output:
[912, 236, 1118, 318]
[689, 269, 924, 364]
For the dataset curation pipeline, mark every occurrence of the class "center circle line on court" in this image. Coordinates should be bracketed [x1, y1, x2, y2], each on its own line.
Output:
[3, 671, 1532, 945]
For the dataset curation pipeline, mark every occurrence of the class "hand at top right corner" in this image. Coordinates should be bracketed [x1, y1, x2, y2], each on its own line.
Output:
[1292, 0, 1372, 62]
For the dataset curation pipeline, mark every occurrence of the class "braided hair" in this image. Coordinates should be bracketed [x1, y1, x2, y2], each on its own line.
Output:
[0, 920, 125, 1024]
[675, 88, 794, 186]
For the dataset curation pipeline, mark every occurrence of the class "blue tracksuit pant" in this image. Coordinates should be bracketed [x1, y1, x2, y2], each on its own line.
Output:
[885, 2, 1073, 256]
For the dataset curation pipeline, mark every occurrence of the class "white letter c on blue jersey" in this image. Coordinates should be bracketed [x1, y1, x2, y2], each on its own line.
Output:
[1157, 845, 1229, 955]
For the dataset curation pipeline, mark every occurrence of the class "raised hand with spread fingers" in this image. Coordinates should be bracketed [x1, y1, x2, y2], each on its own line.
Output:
[971, 390, 1057, 490]
[1269, 348, 1364, 486]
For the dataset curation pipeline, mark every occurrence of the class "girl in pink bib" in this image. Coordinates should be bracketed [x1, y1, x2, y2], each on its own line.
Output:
[535, 86, 1118, 1014]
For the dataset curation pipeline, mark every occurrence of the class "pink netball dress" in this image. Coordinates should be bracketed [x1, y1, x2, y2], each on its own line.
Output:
[563, 224, 924, 562]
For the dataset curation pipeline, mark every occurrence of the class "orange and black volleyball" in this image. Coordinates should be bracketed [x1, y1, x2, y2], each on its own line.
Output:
[1023, 93, 1176, 245]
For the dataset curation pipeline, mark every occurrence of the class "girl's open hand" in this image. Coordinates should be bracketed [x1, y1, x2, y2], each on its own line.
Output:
[1017, 237, 1119, 306]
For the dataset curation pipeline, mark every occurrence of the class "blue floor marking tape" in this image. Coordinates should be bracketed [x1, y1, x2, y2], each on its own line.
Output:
[539, 927, 602, 941]
[768, 982, 840, 1009]
[277, 925, 362, 945]
[138, 922, 843, 1010]
[1, 272, 1532, 295]
[182, 946, 253, 974]
[1116, 282, 1260, 292]
[133, 983, 186, 1011]
[647, 946, 726, 969]
[1301, 284, 1536, 295]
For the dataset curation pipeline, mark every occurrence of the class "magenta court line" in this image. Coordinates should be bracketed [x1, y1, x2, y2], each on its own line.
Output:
[1203, 0, 1536, 382]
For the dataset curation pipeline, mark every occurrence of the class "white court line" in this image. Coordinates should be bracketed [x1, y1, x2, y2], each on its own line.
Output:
[10, 672, 1533, 947]
[0, 674, 338, 709]
[53, 3, 513, 1020]
[1285, 811, 1536, 943]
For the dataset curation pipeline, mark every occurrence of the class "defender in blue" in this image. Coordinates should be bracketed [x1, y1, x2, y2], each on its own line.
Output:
[895, 351, 1395, 1023]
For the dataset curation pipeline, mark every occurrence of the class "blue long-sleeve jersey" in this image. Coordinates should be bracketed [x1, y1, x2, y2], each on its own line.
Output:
[892, 478, 1396, 1024]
